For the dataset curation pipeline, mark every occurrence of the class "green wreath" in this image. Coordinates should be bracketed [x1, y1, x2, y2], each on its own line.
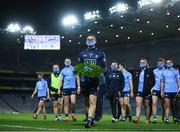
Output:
[74, 63, 104, 78]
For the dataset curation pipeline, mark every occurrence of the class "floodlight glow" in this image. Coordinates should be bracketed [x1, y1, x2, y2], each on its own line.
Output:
[62, 15, 78, 26]
[6, 23, 21, 32]
[109, 3, 128, 14]
[84, 10, 100, 20]
[138, 0, 163, 8]
[22, 25, 34, 33]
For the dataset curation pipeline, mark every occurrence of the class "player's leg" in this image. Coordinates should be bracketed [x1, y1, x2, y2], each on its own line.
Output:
[53, 100, 59, 121]
[88, 95, 97, 118]
[152, 95, 158, 123]
[64, 95, 70, 121]
[57, 96, 63, 119]
[124, 96, 131, 121]
[160, 98, 165, 122]
[33, 100, 43, 119]
[119, 97, 126, 121]
[112, 92, 119, 122]
[133, 96, 143, 123]
[107, 94, 113, 118]
[171, 94, 178, 123]
[144, 98, 151, 123]
[85, 94, 97, 128]
[84, 96, 90, 121]
[164, 95, 170, 124]
[42, 100, 47, 119]
[70, 92, 77, 121]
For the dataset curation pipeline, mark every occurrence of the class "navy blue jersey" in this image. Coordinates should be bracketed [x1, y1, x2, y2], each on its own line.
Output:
[105, 69, 125, 93]
[78, 47, 107, 71]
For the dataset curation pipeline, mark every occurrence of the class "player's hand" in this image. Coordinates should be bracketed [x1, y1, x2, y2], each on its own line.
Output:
[58, 90, 62, 95]
[31, 94, 34, 99]
[130, 92, 134, 98]
[47, 96, 50, 100]
[176, 88, 180, 96]
[161, 92, 164, 98]
[151, 87, 154, 93]
[77, 88, 81, 95]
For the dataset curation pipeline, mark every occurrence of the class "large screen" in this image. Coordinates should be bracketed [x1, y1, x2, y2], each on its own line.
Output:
[24, 35, 60, 50]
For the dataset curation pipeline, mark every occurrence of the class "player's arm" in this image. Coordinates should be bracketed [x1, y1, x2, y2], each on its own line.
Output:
[101, 52, 107, 72]
[58, 77, 63, 95]
[177, 79, 180, 95]
[46, 81, 50, 100]
[160, 79, 164, 97]
[31, 87, 37, 99]
[105, 71, 109, 95]
[76, 75, 81, 95]
[176, 71, 180, 95]
[119, 72, 125, 94]
[78, 52, 83, 63]
[46, 87, 50, 99]
[129, 79, 134, 98]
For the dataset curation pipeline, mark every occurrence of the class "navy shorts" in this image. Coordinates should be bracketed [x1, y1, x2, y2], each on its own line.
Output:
[62, 88, 77, 96]
[37, 96, 46, 101]
[136, 92, 151, 99]
[152, 90, 161, 98]
[164, 92, 177, 99]
[51, 94, 60, 101]
[82, 88, 98, 97]
[121, 91, 130, 97]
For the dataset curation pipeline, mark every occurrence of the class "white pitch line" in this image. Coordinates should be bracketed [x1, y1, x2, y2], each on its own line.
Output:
[0, 124, 59, 131]
[0, 125, 180, 131]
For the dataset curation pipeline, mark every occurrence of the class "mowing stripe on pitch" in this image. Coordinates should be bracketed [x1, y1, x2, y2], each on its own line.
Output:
[0, 125, 59, 131]
[0, 125, 180, 131]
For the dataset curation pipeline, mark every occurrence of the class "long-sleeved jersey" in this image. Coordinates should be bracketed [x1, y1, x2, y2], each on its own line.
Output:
[78, 47, 107, 71]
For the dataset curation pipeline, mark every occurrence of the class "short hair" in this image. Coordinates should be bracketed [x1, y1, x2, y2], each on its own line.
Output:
[53, 64, 59, 68]
[112, 60, 118, 65]
[120, 63, 126, 69]
[38, 73, 44, 77]
[158, 58, 165, 63]
[65, 57, 71, 60]
[87, 34, 96, 40]
[140, 57, 147, 61]
[166, 59, 173, 63]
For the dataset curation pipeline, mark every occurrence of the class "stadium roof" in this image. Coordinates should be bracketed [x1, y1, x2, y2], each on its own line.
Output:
[0, 0, 180, 48]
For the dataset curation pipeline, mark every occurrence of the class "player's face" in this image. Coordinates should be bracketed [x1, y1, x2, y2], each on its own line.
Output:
[111, 63, 118, 70]
[158, 61, 165, 65]
[38, 75, 43, 80]
[166, 60, 173, 66]
[87, 36, 95, 41]
[53, 65, 59, 73]
[119, 65, 123, 70]
[86, 36, 96, 46]
[140, 60, 147, 65]
[64, 59, 71, 66]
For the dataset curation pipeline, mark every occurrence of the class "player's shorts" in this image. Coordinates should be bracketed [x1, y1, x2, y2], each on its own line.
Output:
[121, 91, 130, 97]
[37, 96, 46, 101]
[82, 88, 98, 97]
[62, 88, 77, 96]
[152, 90, 161, 98]
[136, 92, 151, 99]
[80, 77, 99, 97]
[107, 91, 120, 101]
[164, 92, 177, 99]
[51, 94, 60, 101]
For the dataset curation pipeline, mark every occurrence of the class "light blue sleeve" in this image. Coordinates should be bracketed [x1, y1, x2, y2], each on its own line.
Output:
[45, 80, 48, 88]
[161, 71, 165, 81]
[129, 72, 132, 80]
[175, 70, 180, 79]
[60, 69, 64, 78]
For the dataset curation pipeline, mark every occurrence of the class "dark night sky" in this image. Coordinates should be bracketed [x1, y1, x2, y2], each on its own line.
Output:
[0, 0, 138, 33]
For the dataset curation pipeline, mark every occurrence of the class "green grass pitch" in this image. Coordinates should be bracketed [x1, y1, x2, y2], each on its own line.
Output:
[0, 114, 179, 131]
